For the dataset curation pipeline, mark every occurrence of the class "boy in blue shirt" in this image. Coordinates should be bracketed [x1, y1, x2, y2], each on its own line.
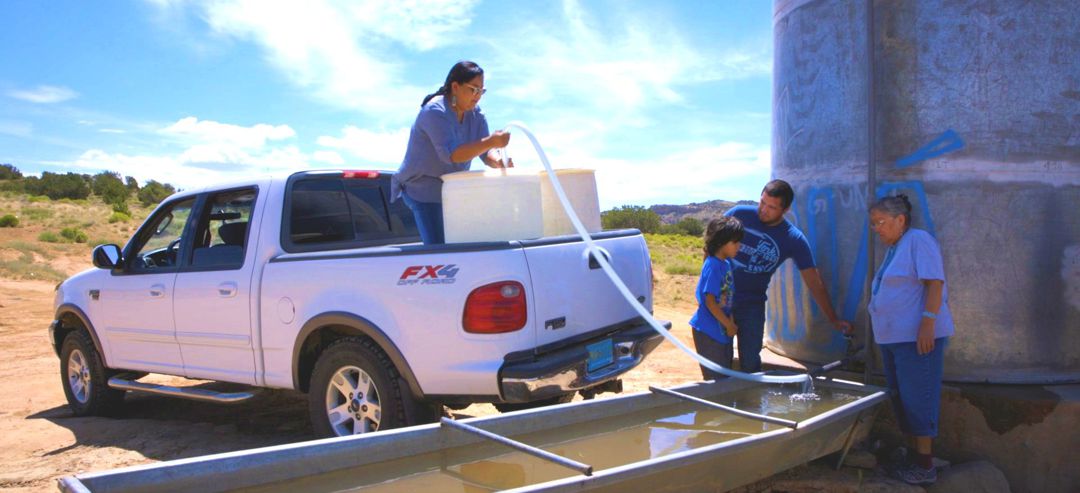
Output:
[690, 216, 744, 380]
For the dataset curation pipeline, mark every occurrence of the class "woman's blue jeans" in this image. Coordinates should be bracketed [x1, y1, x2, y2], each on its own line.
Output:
[401, 192, 444, 245]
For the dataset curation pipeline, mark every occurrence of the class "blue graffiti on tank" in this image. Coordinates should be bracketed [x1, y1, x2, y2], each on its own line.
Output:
[769, 130, 962, 348]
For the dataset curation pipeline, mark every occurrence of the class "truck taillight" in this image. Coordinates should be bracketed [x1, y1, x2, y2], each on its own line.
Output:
[463, 281, 527, 333]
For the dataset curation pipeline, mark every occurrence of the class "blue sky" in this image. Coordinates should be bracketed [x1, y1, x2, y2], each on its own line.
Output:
[0, 0, 774, 209]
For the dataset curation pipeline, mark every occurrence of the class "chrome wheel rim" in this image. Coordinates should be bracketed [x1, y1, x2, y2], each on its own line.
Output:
[325, 365, 381, 436]
[67, 349, 91, 404]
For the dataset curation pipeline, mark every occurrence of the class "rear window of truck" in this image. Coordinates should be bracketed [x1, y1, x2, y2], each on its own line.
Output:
[283, 174, 419, 252]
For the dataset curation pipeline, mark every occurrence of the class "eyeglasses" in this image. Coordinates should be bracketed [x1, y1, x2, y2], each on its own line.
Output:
[870, 217, 891, 228]
[463, 83, 487, 96]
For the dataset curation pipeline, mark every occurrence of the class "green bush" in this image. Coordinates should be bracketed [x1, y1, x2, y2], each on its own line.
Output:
[108, 211, 132, 223]
[111, 201, 131, 215]
[0, 214, 18, 227]
[38, 231, 62, 243]
[60, 227, 89, 243]
[0, 164, 22, 180]
[28, 195, 50, 203]
[23, 172, 91, 200]
[93, 171, 131, 206]
[601, 205, 662, 233]
[138, 180, 176, 206]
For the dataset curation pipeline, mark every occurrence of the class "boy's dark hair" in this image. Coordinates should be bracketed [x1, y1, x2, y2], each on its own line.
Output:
[762, 179, 795, 209]
[703, 216, 744, 258]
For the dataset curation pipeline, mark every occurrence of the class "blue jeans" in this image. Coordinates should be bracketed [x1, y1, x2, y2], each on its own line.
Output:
[880, 337, 949, 437]
[691, 329, 733, 381]
[401, 192, 444, 245]
[733, 302, 766, 373]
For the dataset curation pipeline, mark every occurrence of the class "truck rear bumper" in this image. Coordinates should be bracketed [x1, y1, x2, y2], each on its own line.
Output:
[498, 319, 669, 403]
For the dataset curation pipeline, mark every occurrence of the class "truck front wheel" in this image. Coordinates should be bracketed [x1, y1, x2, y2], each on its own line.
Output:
[308, 338, 408, 438]
[60, 331, 124, 416]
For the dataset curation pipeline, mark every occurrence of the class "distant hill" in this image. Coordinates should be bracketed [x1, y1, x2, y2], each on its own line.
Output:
[649, 199, 756, 224]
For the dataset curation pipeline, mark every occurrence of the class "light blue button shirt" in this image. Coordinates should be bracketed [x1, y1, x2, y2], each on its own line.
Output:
[868, 228, 955, 344]
[391, 96, 490, 204]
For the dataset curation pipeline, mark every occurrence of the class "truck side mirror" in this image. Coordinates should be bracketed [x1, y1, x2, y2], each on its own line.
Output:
[92, 244, 122, 269]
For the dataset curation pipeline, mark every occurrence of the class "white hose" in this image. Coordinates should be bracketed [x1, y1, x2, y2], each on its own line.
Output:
[502, 121, 811, 386]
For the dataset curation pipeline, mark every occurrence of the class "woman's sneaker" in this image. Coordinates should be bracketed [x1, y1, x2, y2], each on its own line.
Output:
[892, 461, 937, 485]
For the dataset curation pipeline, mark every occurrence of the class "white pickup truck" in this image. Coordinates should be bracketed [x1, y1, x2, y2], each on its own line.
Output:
[50, 170, 666, 437]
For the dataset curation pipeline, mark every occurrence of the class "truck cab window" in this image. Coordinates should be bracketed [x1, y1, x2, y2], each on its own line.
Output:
[127, 198, 195, 272]
[190, 188, 257, 269]
[289, 179, 354, 245]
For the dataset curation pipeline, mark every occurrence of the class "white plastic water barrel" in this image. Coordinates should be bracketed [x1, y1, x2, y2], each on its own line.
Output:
[441, 169, 543, 243]
[540, 169, 602, 237]
[441, 168, 602, 242]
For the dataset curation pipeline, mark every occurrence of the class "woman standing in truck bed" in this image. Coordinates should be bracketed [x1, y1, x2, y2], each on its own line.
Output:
[392, 60, 512, 244]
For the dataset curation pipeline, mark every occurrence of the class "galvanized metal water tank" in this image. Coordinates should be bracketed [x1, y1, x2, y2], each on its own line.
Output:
[768, 0, 1080, 383]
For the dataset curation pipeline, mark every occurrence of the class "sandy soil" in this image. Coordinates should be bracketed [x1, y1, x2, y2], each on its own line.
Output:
[0, 261, 707, 491]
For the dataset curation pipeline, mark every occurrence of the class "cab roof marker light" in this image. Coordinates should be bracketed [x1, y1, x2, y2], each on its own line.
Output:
[343, 170, 380, 179]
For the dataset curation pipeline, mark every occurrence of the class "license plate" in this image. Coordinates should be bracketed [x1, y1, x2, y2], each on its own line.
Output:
[586, 338, 614, 373]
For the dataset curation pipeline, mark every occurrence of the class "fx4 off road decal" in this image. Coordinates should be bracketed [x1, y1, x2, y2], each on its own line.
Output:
[398, 264, 460, 285]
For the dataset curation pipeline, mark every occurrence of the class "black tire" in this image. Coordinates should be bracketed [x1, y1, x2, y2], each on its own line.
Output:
[308, 337, 412, 438]
[60, 331, 124, 416]
[493, 393, 575, 413]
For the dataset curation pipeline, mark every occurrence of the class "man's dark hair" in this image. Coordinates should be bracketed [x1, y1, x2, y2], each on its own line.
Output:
[703, 216, 744, 258]
[762, 179, 795, 210]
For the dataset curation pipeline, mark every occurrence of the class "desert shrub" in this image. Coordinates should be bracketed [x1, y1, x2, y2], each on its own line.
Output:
[109, 211, 132, 223]
[0, 164, 22, 180]
[138, 180, 176, 206]
[38, 231, 62, 243]
[112, 201, 131, 215]
[92, 171, 131, 207]
[60, 227, 89, 243]
[601, 205, 662, 233]
[23, 172, 91, 200]
[27, 195, 50, 203]
[0, 214, 18, 227]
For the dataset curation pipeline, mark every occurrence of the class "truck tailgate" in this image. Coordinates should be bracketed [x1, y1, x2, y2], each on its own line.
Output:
[521, 231, 652, 349]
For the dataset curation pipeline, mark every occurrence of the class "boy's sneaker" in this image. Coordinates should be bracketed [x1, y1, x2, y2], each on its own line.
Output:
[891, 461, 937, 486]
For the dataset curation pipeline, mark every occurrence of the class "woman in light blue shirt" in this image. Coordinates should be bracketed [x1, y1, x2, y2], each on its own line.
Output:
[868, 194, 954, 486]
[391, 61, 512, 244]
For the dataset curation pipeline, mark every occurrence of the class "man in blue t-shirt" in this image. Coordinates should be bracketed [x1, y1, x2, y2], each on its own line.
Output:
[724, 180, 853, 373]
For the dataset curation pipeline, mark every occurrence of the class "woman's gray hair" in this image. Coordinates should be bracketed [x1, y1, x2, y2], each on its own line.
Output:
[869, 194, 913, 227]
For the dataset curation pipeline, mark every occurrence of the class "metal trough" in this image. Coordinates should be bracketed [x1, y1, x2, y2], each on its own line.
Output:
[58, 377, 887, 493]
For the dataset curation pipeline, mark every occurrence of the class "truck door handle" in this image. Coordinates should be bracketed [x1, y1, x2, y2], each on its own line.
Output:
[217, 282, 238, 298]
[587, 248, 612, 270]
[149, 284, 166, 298]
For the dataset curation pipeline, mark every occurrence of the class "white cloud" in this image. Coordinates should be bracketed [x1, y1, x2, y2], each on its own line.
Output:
[159, 0, 479, 117]
[316, 126, 409, 166]
[161, 116, 295, 147]
[64, 117, 312, 189]
[7, 85, 78, 104]
[576, 142, 770, 209]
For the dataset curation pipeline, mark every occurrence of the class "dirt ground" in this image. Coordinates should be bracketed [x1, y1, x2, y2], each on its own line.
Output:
[0, 254, 709, 492]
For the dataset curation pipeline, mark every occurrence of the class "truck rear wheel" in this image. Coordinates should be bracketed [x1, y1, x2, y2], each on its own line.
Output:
[60, 331, 124, 416]
[308, 338, 409, 438]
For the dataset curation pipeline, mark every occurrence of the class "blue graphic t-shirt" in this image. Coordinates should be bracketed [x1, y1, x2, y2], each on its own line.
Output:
[724, 205, 816, 303]
[690, 255, 735, 344]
